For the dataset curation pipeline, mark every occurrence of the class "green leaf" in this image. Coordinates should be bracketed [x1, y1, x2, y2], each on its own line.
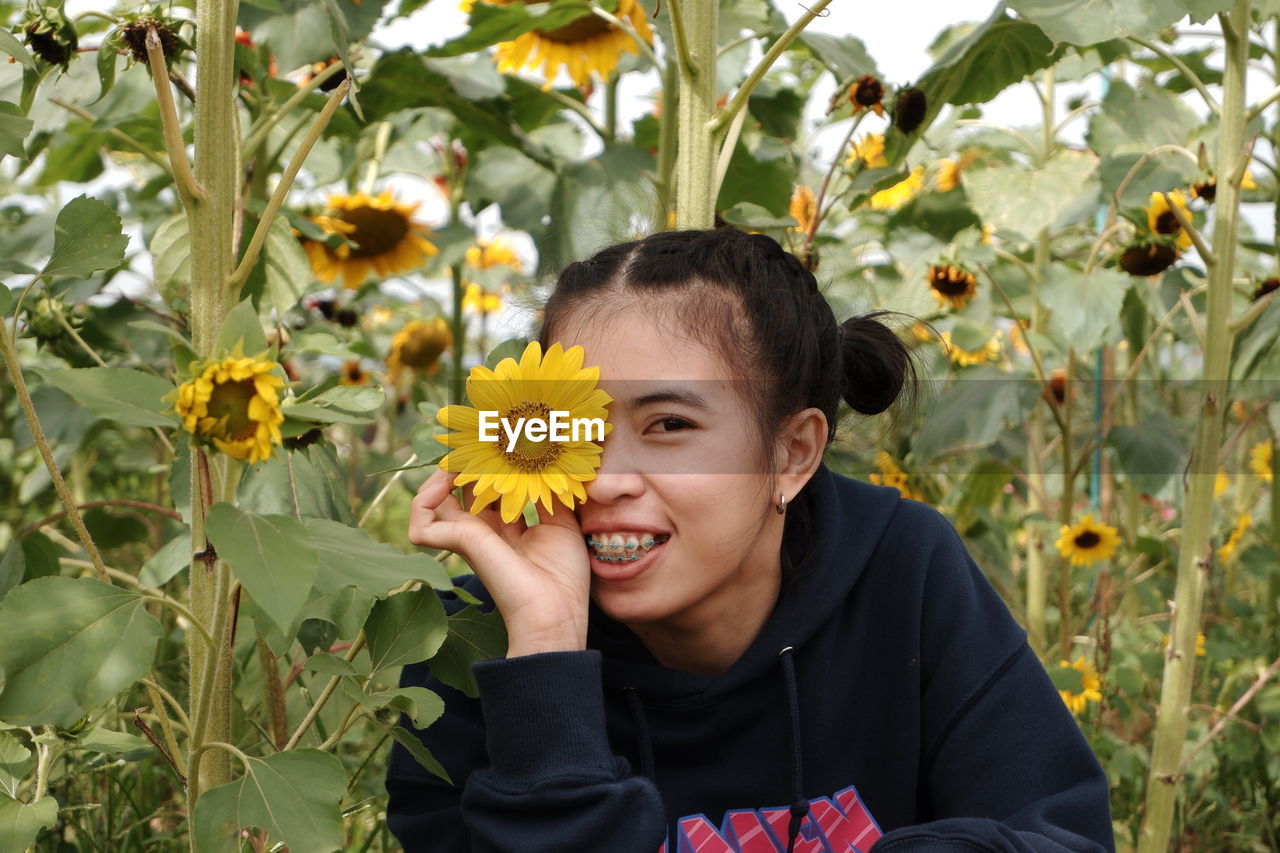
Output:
[1007, 0, 1225, 44]
[214, 298, 269, 356]
[963, 149, 1098, 242]
[920, 15, 1060, 106]
[150, 214, 191, 311]
[1107, 421, 1188, 494]
[0, 793, 57, 851]
[255, 214, 314, 319]
[1047, 663, 1085, 693]
[238, 0, 384, 70]
[364, 588, 448, 674]
[0, 732, 31, 798]
[77, 725, 151, 756]
[428, 605, 507, 698]
[342, 683, 444, 730]
[1086, 79, 1199, 159]
[307, 385, 385, 413]
[381, 722, 452, 784]
[192, 750, 345, 853]
[426, 0, 603, 58]
[483, 338, 532, 370]
[0, 102, 33, 160]
[39, 195, 130, 280]
[304, 651, 358, 678]
[280, 400, 377, 426]
[797, 32, 880, 81]
[0, 287, 10, 316]
[305, 519, 453, 597]
[93, 40, 118, 105]
[35, 367, 178, 428]
[205, 503, 318, 636]
[0, 577, 163, 726]
[138, 532, 193, 588]
[1038, 265, 1130, 352]
[913, 368, 1039, 460]
[0, 29, 35, 68]
[716, 137, 794, 218]
[0, 533, 60, 600]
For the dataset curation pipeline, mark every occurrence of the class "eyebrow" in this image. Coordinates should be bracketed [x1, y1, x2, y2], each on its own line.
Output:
[625, 388, 713, 411]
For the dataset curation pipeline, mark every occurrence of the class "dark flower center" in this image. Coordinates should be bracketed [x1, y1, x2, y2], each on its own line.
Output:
[1154, 211, 1181, 235]
[338, 206, 411, 258]
[207, 379, 259, 441]
[1074, 530, 1101, 549]
[1119, 242, 1177, 277]
[501, 400, 564, 471]
[523, 0, 612, 43]
[929, 266, 974, 296]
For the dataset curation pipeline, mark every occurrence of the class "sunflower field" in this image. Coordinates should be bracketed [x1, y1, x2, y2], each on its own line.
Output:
[0, 0, 1277, 849]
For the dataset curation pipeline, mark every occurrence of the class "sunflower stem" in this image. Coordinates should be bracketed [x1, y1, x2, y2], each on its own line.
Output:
[1139, 4, 1250, 849]
[0, 324, 110, 584]
[655, 51, 679, 222]
[673, 0, 718, 227]
[145, 27, 206, 208]
[1159, 190, 1217, 266]
[284, 631, 366, 750]
[227, 80, 351, 295]
[450, 259, 466, 402]
[664, 0, 697, 79]
[1129, 35, 1222, 117]
[241, 59, 348, 161]
[360, 120, 393, 196]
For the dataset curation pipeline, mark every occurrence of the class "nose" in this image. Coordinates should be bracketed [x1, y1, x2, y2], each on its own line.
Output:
[584, 430, 646, 504]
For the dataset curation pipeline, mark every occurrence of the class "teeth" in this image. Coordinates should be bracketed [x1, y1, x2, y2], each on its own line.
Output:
[586, 532, 666, 563]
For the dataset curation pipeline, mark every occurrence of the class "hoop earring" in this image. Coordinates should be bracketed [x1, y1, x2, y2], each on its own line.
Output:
[776, 493, 787, 515]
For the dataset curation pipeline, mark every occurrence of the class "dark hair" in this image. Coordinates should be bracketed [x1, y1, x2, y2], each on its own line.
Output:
[538, 228, 918, 575]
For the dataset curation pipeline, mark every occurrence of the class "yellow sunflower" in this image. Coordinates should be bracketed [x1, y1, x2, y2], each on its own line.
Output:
[302, 191, 439, 289]
[789, 185, 817, 234]
[463, 282, 505, 316]
[387, 318, 453, 384]
[466, 237, 522, 271]
[436, 341, 613, 523]
[1055, 514, 1121, 567]
[1250, 439, 1273, 484]
[869, 451, 918, 501]
[1146, 190, 1193, 251]
[1217, 513, 1252, 562]
[869, 166, 925, 212]
[171, 353, 285, 464]
[339, 359, 369, 386]
[940, 329, 1001, 366]
[482, 0, 653, 90]
[1214, 467, 1229, 497]
[927, 264, 978, 310]
[846, 133, 888, 169]
[933, 158, 961, 192]
[1058, 657, 1102, 715]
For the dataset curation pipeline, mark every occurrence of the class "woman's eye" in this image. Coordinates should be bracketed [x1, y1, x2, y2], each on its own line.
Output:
[652, 417, 692, 432]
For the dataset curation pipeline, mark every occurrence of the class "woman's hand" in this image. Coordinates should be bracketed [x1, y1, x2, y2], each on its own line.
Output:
[408, 469, 592, 657]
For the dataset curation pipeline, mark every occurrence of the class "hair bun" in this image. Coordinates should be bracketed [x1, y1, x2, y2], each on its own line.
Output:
[839, 312, 909, 415]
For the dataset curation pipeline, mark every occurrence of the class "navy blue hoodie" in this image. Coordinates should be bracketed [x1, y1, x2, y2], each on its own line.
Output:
[386, 465, 1116, 852]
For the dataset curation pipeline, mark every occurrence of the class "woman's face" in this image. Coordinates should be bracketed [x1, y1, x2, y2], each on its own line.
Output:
[560, 306, 787, 634]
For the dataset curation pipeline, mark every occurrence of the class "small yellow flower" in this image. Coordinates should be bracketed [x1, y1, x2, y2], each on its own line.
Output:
[171, 353, 285, 464]
[1250, 439, 1273, 484]
[462, 282, 505, 316]
[789, 185, 817, 234]
[869, 451, 918, 501]
[1216, 513, 1252, 562]
[868, 166, 925, 212]
[1058, 657, 1102, 715]
[940, 329, 1001, 366]
[387, 318, 453, 384]
[846, 133, 888, 169]
[466, 237, 522, 271]
[436, 341, 613, 523]
[934, 158, 960, 192]
[339, 359, 368, 386]
[1146, 191, 1193, 251]
[1214, 467, 1229, 497]
[1055, 514, 1121, 567]
[1162, 631, 1207, 657]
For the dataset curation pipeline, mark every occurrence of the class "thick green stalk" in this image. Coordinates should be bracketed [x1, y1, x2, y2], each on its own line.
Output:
[672, 0, 717, 228]
[1138, 4, 1249, 849]
[185, 0, 241, 820]
[1025, 412, 1048, 655]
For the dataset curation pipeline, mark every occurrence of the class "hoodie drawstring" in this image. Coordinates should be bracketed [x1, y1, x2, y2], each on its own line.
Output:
[621, 649, 809, 851]
[779, 646, 809, 853]
[623, 687, 656, 781]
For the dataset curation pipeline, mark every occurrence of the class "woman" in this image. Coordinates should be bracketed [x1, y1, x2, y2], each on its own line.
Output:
[385, 228, 1115, 852]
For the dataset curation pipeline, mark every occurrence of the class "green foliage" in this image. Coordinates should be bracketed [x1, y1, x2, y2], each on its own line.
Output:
[41, 195, 129, 280]
[206, 503, 317, 636]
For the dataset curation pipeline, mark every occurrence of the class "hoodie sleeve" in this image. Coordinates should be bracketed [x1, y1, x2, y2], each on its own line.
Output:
[386, 649, 667, 852]
[871, 505, 1115, 853]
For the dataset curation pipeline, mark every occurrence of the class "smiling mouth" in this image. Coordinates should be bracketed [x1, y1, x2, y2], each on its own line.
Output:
[584, 533, 670, 562]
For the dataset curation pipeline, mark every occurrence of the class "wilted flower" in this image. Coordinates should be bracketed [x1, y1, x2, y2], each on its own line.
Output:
[171, 353, 286, 464]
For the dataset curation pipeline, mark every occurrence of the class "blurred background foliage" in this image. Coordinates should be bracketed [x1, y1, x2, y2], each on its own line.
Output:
[0, 0, 1278, 849]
